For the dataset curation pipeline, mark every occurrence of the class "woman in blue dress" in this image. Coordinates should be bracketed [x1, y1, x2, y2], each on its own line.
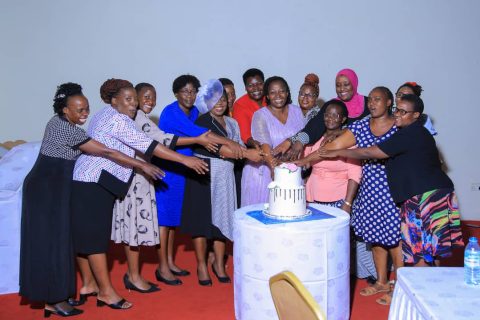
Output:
[154, 75, 245, 285]
[311, 86, 402, 305]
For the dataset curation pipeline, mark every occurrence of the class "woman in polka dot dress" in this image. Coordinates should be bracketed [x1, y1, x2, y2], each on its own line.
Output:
[316, 86, 403, 305]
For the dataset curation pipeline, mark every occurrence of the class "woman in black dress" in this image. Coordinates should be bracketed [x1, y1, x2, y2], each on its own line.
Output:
[19, 83, 163, 317]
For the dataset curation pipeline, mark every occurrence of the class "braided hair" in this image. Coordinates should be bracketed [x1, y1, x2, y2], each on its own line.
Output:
[52, 82, 83, 116]
[100, 78, 134, 104]
[300, 73, 320, 97]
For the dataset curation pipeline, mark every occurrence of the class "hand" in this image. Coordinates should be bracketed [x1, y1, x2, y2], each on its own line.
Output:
[292, 157, 308, 168]
[285, 141, 304, 161]
[246, 137, 261, 150]
[183, 156, 209, 174]
[141, 163, 165, 181]
[272, 139, 291, 158]
[227, 141, 246, 159]
[340, 203, 352, 214]
[244, 149, 264, 162]
[197, 131, 218, 153]
[265, 155, 278, 170]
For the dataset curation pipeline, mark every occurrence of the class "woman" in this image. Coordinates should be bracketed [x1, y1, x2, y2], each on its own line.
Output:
[320, 95, 463, 268]
[273, 68, 370, 160]
[314, 87, 402, 305]
[155, 75, 244, 286]
[241, 76, 305, 206]
[112, 82, 217, 293]
[71, 79, 209, 310]
[182, 80, 263, 285]
[19, 83, 163, 317]
[298, 73, 321, 122]
[297, 100, 361, 213]
[395, 82, 437, 135]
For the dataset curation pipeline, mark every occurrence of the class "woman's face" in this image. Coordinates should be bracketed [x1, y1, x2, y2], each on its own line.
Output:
[63, 95, 90, 125]
[367, 89, 391, 118]
[335, 75, 354, 102]
[112, 87, 138, 119]
[298, 85, 317, 111]
[267, 80, 288, 109]
[210, 95, 228, 117]
[393, 100, 419, 128]
[138, 87, 157, 114]
[175, 83, 197, 109]
[224, 84, 236, 110]
[395, 86, 414, 106]
[245, 75, 264, 102]
[323, 104, 345, 130]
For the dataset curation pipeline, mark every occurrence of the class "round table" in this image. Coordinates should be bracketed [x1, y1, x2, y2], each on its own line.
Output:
[233, 203, 350, 320]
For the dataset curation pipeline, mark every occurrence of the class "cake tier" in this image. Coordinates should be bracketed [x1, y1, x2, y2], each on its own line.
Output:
[274, 165, 302, 187]
[268, 186, 306, 218]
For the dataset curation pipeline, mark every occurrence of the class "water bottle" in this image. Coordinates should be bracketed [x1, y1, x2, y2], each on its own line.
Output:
[464, 236, 480, 286]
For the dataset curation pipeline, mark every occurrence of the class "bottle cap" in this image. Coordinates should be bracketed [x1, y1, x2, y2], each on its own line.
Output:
[469, 237, 478, 243]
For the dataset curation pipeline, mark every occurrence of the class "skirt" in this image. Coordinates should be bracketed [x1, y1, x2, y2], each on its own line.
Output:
[400, 188, 464, 264]
[112, 170, 159, 246]
[19, 155, 76, 302]
[71, 181, 116, 254]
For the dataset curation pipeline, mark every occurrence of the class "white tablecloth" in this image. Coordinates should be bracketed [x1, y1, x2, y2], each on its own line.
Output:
[389, 267, 480, 320]
[0, 142, 40, 294]
[233, 203, 350, 320]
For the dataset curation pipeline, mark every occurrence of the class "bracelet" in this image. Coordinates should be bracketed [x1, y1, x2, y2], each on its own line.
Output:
[343, 200, 352, 207]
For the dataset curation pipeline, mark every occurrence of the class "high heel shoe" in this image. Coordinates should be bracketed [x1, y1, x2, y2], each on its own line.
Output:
[155, 269, 182, 286]
[96, 298, 132, 310]
[212, 266, 231, 283]
[197, 269, 212, 287]
[44, 302, 83, 318]
[67, 292, 97, 306]
[123, 274, 160, 293]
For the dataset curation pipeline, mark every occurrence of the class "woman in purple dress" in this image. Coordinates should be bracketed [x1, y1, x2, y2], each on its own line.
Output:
[241, 76, 305, 206]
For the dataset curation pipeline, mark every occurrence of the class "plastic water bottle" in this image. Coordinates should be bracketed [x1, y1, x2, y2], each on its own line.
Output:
[464, 236, 480, 286]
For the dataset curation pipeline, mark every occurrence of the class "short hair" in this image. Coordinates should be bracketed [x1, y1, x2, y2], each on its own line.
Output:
[219, 78, 234, 87]
[397, 82, 423, 97]
[400, 94, 424, 114]
[135, 82, 155, 94]
[372, 86, 394, 111]
[263, 76, 292, 105]
[100, 78, 134, 104]
[300, 73, 320, 97]
[53, 82, 83, 116]
[172, 74, 200, 94]
[322, 99, 349, 119]
[242, 68, 264, 85]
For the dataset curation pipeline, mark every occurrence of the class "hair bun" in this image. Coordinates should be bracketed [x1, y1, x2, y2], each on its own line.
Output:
[304, 73, 319, 85]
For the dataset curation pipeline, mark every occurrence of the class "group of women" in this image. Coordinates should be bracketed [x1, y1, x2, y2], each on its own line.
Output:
[19, 67, 463, 317]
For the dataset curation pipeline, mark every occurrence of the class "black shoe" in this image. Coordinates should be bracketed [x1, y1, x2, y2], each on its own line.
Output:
[198, 278, 213, 286]
[96, 298, 132, 310]
[212, 266, 231, 284]
[155, 269, 182, 286]
[170, 268, 190, 276]
[123, 274, 160, 293]
[44, 303, 83, 318]
[67, 292, 97, 306]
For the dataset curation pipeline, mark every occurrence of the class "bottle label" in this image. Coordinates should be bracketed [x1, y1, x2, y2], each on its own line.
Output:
[465, 254, 480, 267]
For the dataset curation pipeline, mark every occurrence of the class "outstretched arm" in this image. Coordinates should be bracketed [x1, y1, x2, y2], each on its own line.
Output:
[320, 145, 388, 160]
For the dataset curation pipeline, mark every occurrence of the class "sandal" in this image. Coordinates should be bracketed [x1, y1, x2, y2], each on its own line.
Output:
[376, 291, 393, 305]
[359, 282, 390, 296]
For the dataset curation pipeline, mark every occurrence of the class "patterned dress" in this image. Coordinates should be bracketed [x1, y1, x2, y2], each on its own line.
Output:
[241, 105, 305, 206]
[20, 115, 90, 302]
[112, 109, 176, 246]
[349, 118, 400, 247]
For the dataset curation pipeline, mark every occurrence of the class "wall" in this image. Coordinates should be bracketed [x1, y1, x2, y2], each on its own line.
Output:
[0, 0, 478, 219]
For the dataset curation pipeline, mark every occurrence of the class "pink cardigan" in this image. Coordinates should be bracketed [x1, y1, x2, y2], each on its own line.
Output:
[304, 137, 362, 202]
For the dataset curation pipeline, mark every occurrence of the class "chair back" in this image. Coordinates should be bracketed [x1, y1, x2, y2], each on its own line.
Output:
[269, 271, 326, 320]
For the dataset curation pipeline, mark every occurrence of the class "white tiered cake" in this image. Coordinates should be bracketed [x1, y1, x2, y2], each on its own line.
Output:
[265, 163, 309, 219]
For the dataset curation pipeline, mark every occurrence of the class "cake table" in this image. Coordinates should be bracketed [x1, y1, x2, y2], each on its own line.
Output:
[233, 203, 350, 320]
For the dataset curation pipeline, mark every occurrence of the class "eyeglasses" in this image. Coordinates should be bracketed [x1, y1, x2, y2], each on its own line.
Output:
[178, 89, 197, 96]
[395, 92, 405, 98]
[392, 107, 415, 116]
[299, 93, 317, 99]
[323, 113, 341, 120]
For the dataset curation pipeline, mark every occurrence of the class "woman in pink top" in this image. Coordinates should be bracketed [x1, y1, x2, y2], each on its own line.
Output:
[299, 99, 361, 213]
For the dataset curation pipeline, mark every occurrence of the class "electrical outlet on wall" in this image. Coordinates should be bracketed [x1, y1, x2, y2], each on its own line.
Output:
[471, 183, 480, 191]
